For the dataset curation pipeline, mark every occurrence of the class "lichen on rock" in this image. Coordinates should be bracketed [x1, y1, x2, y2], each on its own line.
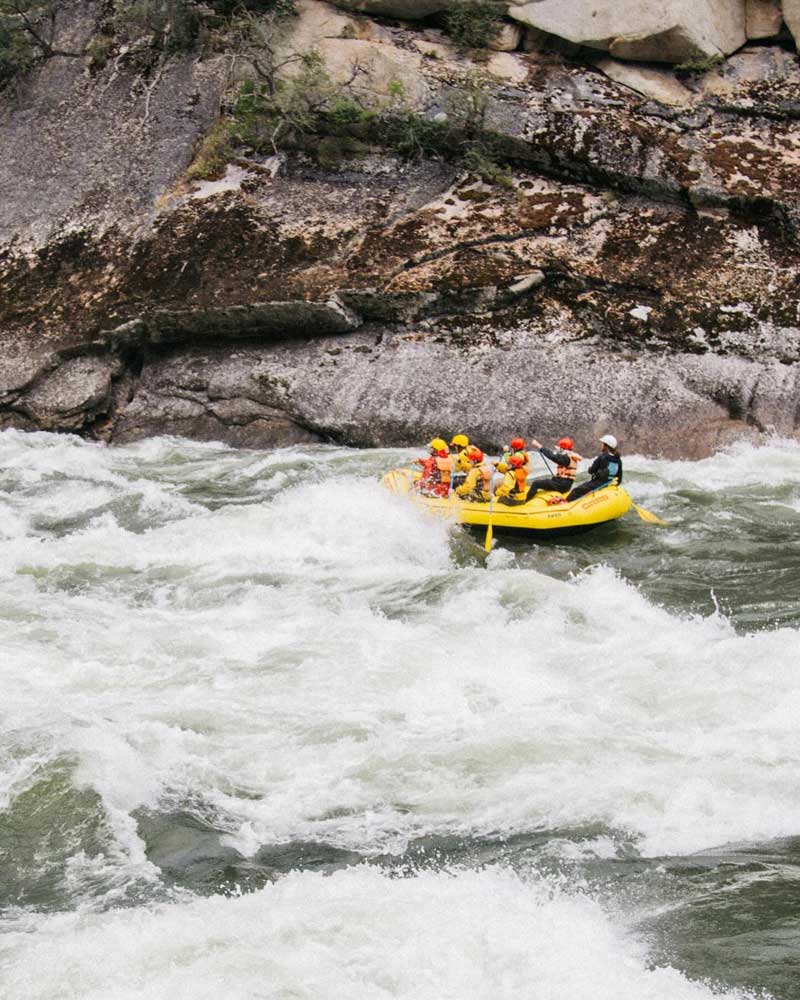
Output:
[1, 0, 799, 456]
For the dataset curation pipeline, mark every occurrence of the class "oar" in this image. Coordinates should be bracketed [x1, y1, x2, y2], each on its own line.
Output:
[484, 463, 495, 552]
[537, 448, 554, 476]
[632, 502, 668, 526]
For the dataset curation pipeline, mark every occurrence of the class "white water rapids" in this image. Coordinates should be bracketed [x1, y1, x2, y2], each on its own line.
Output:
[1, 430, 799, 999]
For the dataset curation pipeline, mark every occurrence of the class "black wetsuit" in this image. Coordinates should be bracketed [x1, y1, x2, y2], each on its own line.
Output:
[568, 451, 623, 501]
[527, 447, 575, 496]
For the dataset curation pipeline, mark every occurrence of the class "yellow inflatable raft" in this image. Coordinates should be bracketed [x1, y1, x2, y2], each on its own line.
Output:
[382, 468, 632, 536]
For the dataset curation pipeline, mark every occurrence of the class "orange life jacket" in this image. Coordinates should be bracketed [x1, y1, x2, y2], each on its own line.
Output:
[513, 467, 528, 494]
[436, 455, 453, 484]
[556, 450, 581, 481]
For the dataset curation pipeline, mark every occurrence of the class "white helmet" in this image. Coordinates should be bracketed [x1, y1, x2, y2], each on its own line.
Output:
[599, 434, 618, 449]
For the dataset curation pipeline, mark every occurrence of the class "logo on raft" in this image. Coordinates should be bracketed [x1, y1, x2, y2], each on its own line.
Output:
[583, 495, 609, 510]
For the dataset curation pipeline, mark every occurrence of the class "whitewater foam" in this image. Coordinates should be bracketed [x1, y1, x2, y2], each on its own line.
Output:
[1, 434, 799, 868]
[0, 866, 764, 1000]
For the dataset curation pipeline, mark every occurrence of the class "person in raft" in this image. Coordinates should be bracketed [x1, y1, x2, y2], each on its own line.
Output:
[526, 436, 583, 498]
[495, 436, 529, 475]
[449, 434, 471, 472]
[495, 453, 529, 504]
[455, 446, 491, 502]
[414, 438, 453, 496]
[449, 433, 471, 488]
[568, 434, 623, 501]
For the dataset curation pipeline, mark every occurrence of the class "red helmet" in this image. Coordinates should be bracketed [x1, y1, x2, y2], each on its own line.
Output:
[467, 446, 484, 463]
[509, 454, 525, 468]
[510, 437, 525, 451]
[557, 436, 574, 450]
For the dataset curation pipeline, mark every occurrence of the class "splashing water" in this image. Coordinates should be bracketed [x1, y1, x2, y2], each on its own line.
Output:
[1, 430, 798, 999]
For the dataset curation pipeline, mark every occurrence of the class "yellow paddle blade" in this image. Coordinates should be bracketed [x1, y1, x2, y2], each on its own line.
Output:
[484, 522, 493, 552]
[633, 503, 668, 526]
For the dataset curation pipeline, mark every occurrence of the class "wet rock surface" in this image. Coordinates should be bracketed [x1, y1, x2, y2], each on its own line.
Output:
[1, 1, 799, 456]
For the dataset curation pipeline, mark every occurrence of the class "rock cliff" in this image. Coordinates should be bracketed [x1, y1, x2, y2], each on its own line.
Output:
[1, 0, 799, 457]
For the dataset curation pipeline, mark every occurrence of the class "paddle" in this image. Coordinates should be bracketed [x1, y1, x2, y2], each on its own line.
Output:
[632, 502, 668, 526]
[536, 448, 554, 476]
[484, 462, 494, 552]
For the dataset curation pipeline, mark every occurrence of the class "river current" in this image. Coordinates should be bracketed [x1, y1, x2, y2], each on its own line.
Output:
[1, 430, 799, 999]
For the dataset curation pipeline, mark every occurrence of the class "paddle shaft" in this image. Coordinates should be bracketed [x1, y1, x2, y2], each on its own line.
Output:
[484, 463, 495, 551]
[537, 449, 554, 476]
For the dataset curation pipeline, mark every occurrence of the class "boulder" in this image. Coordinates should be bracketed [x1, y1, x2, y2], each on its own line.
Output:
[697, 45, 791, 95]
[21, 357, 116, 430]
[594, 56, 696, 106]
[507, 0, 747, 63]
[488, 22, 523, 51]
[274, 0, 379, 47]
[783, 0, 800, 47]
[319, 37, 431, 105]
[411, 36, 454, 60]
[746, 0, 783, 38]
[486, 51, 529, 83]
[276, 1, 431, 108]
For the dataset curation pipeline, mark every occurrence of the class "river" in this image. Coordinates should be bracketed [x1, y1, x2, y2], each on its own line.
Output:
[1, 430, 799, 999]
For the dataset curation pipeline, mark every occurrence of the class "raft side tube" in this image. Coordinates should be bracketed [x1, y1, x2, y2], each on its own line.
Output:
[382, 468, 632, 535]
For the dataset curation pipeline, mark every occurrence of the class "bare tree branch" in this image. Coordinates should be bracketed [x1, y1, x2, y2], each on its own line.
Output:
[0, 0, 85, 58]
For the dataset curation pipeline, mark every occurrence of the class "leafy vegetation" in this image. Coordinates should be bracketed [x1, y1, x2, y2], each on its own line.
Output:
[0, 12, 33, 86]
[675, 52, 724, 73]
[111, 0, 202, 54]
[187, 51, 513, 186]
[186, 118, 235, 181]
[444, 0, 503, 51]
[0, 0, 81, 87]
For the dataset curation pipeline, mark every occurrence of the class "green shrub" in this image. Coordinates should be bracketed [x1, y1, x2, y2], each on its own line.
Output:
[209, 0, 294, 16]
[463, 144, 513, 186]
[0, 16, 34, 87]
[186, 119, 234, 180]
[675, 52, 724, 73]
[445, 0, 503, 50]
[211, 57, 514, 187]
[86, 32, 115, 71]
[316, 134, 368, 167]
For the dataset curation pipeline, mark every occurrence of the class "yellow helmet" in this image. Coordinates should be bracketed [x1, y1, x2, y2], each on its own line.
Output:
[450, 433, 469, 448]
[428, 438, 448, 451]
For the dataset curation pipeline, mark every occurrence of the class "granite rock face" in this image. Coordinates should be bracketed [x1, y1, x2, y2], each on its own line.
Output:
[112, 334, 799, 459]
[1, 1, 799, 457]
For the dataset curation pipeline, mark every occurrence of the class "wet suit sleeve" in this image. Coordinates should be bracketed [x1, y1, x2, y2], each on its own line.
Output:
[540, 447, 570, 468]
[588, 454, 608, 480]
